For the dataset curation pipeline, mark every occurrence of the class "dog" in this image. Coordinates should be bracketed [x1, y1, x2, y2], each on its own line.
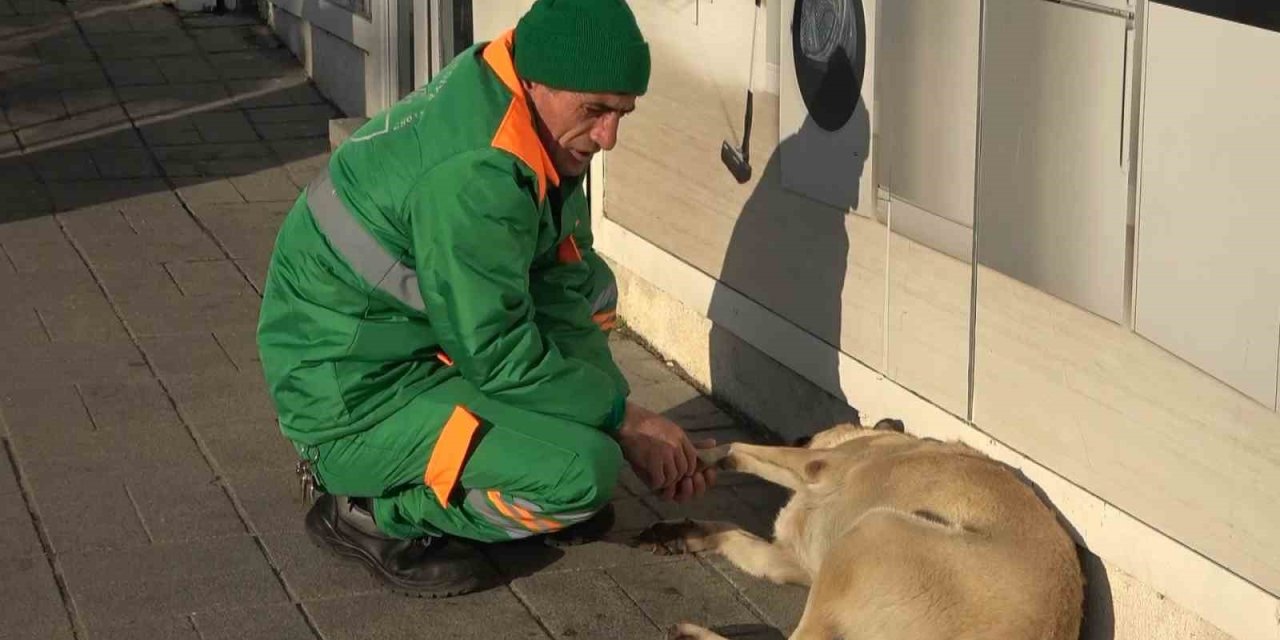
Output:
[632, 418, 1084, 640]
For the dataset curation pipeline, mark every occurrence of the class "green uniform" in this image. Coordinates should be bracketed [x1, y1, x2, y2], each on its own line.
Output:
[256, 30, 630, 543]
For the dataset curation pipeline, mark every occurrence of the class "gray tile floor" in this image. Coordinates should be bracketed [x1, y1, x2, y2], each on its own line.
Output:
[0, 1, 805, 638]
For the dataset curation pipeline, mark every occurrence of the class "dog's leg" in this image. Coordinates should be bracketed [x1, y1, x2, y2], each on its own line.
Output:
[700, 443, 828, 492]
[666, 623, 729, 640]
[633, 520, 810, 585]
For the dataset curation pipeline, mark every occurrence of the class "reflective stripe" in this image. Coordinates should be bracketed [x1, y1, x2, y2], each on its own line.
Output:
[590, 281, 617, 314]
[306, 167, 425, 311]
[511, 497, 596, 527]
[423, 406, 480, 508]
[488, 490, 557, 532]
[465, 490, 528, 539]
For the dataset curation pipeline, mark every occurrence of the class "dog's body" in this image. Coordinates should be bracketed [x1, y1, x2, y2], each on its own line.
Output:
[635, 420, 1084, 640]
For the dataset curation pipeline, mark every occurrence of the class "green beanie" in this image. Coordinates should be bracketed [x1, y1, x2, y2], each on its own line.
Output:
[513, 0, 651, 95]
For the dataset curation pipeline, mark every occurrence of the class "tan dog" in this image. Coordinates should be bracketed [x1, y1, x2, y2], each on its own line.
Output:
[633, 418, 1084, 640]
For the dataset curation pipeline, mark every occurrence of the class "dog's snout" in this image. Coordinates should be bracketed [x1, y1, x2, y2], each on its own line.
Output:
[873, 418, 906, 433]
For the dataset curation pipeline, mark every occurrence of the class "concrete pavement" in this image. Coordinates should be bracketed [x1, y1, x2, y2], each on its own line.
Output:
[0, 1, 805, 638]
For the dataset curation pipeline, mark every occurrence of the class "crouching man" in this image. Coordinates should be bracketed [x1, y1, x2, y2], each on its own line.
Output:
[256, 0, 716, 598]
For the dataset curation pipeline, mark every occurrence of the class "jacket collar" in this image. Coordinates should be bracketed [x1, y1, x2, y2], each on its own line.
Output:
[483, 29, 561, 203]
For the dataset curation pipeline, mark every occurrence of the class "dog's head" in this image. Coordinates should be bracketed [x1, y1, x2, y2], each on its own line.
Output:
[794, 417, 906, 450]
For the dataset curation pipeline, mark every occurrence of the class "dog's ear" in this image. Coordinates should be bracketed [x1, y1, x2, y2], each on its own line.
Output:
[873, 418, 906, 433]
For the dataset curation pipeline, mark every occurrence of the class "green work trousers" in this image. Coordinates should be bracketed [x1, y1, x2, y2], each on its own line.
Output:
[303, 374, 623, 543]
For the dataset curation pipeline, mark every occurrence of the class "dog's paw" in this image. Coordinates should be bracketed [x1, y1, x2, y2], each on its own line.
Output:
[667, 622, 710, 639]
[696, 444, 733, 470]
[629, 519, 709, 556]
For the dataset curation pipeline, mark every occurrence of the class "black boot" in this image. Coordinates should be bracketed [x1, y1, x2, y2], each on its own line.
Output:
[305, 494, 499, 598]
[542, 503, 616, 547]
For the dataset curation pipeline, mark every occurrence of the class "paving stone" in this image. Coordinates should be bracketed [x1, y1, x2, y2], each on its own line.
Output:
[638, 483, 774, 541]
[269, 138, 328, 187]
[119, 82, 231, 119]
[191, 110, 259, 143]
[138, 331, 239, 379]
[59, 535, 289, 628]
[174, 176, 248, 204]
[0, 456, 43, 561]
[252, 119, 330, 141]
[84, 615, 200, 640]
[102, 57, 166, 85]
[703, 554, 808, 632]
[207, 49, 305, 80]
[260, 532, 384, 601]
[91, 148, 160, 178]
[613, 495, 661, 532]
[610, 559, 762, 632]
[29, 465, 245, 554]
[181, 12, 265, 29]
[88, 30, 197, 59]
[126, 6, 183, 32]
[200, 419, 296, 475]
[0, 153, 34, 180]
[58, 127, 146, 150]
[162, 368, 277, 427]
[628, 379, 705, 415]
[139, 116, 203, 145]
[0, 304, 48, 347]
[237, 256, 270, 293]
[246, 104, 338, 124]
[77, 11, 134, 34]
[4, 61, 108, 91]
[31, 150, 99, 181]
[4, 90, 68, 128]
[165, 259, 254, 298]
[2, 381, 206, 481]
[0, 555, 76, 640]
[307, 588, 550, 640]
[486, 533, 683, 581]
[63, 202, 225, 266]
[60, 87, 116, 115]
[225, 465, 304, 535]
[230, 167, 302, 202]
[213, 324, 261, 369]
[33, 291, 129, 342]
[156, 54, 217, 83]
[227, 76, 325, 109]
[17, 104, 131, 150]
[192, 26, 264, 53]
[46, 176, 169, 212]
[34, 35, 94, 63]
[117, 287, 262, 337]
[665, 396, 740, 432]
[511, 569, 659, 640]
[0, 229, 84, 273]
[193, 603, 315, 640]
[0, 339, 151, 394]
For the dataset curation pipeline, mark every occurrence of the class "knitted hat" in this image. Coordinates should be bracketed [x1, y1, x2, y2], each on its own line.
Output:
[514, 0, 651, 95]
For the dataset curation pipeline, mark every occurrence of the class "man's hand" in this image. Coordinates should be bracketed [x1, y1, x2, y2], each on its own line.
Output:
[615, 402, 717, 502]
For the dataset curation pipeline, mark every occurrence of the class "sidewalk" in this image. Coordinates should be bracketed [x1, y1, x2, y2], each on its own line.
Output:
[0, 1, 804, 638]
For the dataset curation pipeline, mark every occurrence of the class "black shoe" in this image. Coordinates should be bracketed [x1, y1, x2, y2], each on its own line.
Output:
[542, 503, 616, 547]
[305, 493, 499, 598]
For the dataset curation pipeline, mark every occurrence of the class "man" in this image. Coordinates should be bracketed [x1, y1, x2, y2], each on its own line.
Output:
[256, 0, 716, 598]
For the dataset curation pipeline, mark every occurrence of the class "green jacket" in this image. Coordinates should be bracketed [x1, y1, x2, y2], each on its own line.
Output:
[257, 30, 630, 446]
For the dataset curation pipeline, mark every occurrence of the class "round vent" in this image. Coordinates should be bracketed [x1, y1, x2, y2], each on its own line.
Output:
[791, 0, 866, 132]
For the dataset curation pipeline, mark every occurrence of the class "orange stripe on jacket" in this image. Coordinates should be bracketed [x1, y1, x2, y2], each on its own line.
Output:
[482, 30, 560, 203]
[423, 406, 480, 508]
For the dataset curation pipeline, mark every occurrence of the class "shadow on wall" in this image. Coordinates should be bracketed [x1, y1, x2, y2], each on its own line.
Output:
[705, 114, 867, 442]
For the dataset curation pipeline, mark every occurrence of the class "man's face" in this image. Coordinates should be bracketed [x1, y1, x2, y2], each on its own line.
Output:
[525, 82, 637, 177]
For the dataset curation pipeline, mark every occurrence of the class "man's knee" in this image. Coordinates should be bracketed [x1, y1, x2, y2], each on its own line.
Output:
[556, 430, 624, 513]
